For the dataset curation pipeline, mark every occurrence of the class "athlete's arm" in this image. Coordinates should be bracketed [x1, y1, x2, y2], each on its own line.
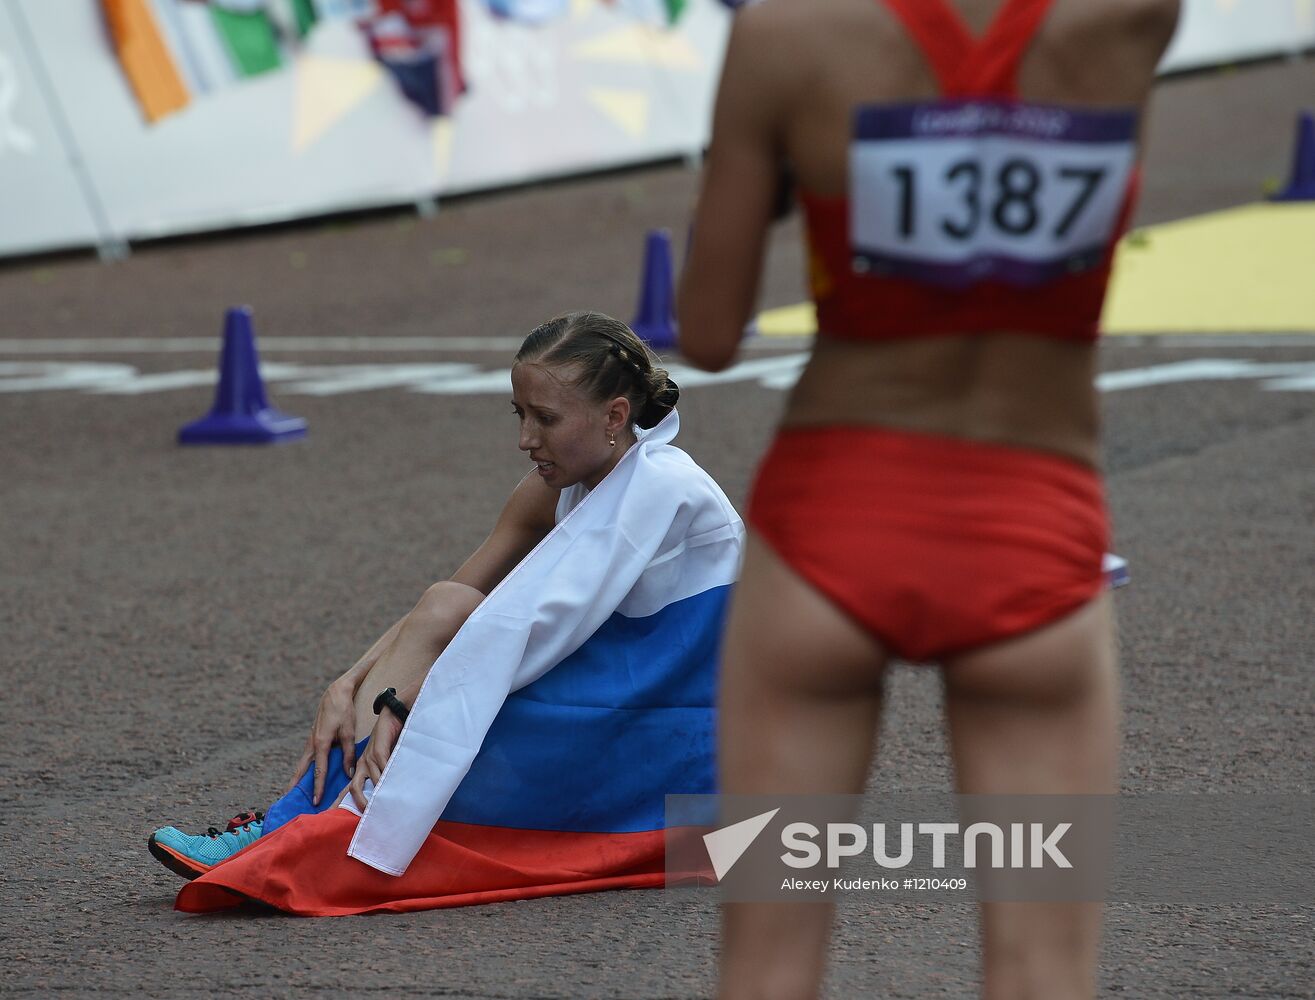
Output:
[448, 470, 559, 595]
[289, 472, 557, 798]
[318, 472, 553, 702]
[678, 6, 788, 372]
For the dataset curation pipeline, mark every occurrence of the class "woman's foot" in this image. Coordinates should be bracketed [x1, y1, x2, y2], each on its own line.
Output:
[147, 809, 264, 881]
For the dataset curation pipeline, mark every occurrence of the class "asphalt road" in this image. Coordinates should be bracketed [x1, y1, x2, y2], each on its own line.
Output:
[1, 57, 1312, 998]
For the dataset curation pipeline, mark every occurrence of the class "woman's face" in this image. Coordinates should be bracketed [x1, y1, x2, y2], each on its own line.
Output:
[510, 362, 630, 491]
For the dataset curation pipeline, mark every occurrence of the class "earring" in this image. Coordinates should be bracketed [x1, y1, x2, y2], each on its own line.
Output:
[608, 431, 616, 447]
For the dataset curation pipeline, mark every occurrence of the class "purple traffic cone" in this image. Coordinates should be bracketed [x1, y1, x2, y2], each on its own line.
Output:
[630, 229, 677, 351]
[1272, 111, 1315, 202]
[178, 307, 307, 445]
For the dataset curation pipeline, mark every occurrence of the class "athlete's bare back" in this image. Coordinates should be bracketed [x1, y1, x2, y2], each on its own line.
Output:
[681, 0, 1180, 466]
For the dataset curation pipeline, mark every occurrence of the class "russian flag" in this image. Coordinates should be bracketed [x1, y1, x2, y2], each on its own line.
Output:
[176, 411, 742, 915]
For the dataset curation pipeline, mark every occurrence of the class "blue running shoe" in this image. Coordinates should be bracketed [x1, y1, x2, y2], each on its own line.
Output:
[148, 809, 264, 880]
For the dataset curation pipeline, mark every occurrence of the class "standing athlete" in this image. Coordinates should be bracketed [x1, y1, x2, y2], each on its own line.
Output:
[678, 1, 1180, 997]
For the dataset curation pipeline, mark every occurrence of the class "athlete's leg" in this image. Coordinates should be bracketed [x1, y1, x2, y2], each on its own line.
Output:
[149, 581, 487, 877]
[718, 534, 889, 1000]
[350, 581, 485, 737]
[941, 593, 1119, 1000]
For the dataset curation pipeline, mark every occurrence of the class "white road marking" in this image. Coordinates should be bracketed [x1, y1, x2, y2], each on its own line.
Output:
[1107, 335, 1315, 348]
[87, 363, 307, 395]
[0, 335, 804, 355]
[1094, 359, 1315, 391]
[665, 355, 809, 390]
[0, 361, 138, 392]
[281, 363, 479, 396]
[2, 358, 1315, 397]
[0, 337, 530, 354]
[411, 369, 514, 395]
[1261, 374, 1315, 392]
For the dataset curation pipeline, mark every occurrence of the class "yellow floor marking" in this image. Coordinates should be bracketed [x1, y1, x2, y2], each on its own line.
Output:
[1102, 202, 1315, 334]
[754, 302, 816, 337]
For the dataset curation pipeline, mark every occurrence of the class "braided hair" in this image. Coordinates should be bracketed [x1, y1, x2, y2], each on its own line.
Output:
[515, 311, 680, 430]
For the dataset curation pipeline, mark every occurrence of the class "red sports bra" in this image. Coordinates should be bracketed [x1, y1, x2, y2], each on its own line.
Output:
[801, 0, 1141, 343]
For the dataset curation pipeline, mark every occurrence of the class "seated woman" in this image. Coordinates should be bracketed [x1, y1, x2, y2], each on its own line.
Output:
[148, 311, 744, 916]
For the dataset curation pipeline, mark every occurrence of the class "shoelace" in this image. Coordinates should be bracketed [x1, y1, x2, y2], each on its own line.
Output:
[206, 809, 265, 839]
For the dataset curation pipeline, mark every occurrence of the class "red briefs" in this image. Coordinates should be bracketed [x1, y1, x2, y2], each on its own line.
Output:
[747, 426, 1107, 663]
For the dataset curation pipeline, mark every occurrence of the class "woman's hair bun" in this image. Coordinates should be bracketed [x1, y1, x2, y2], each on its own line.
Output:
[637, 371, 679, 429]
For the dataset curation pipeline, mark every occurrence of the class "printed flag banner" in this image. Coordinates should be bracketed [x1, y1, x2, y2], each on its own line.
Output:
[486, 0, 569, 23]
[175, 410, 744, 915]
[102, 0, 192, 122]
[311, 0, 376, 17]
[265, 0, 320, 38]
[604, 0, 689, 27]
[209, 2, 284, 76]
[365, 0, 464, 117]
[162, 0, 240, 94]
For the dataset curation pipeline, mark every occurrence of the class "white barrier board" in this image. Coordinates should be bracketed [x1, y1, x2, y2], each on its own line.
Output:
[0, 0, 1310, 259]
[1, 0, 729, 257]
[0, 4, 104, 254]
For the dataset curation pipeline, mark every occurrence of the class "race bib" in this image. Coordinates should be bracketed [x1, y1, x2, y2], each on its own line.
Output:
[849, 101, 1138, 288]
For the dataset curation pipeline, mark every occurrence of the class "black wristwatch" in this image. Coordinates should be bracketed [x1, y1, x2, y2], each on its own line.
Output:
[372, 687, 410, 724]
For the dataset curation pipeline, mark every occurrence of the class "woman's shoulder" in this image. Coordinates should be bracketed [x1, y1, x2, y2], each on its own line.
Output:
[643, 442, 742, 529]
[505, 470, 562, 533]
[706, 0, 829, 125]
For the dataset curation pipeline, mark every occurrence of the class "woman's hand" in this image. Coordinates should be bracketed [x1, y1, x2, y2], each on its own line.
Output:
[335, 708, 405, 812]
[287, 677, 359, 806]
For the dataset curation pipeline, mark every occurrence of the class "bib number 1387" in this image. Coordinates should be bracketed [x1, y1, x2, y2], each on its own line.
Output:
[850, 133, 1135, 286]
[890, 158, 1105, 241]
